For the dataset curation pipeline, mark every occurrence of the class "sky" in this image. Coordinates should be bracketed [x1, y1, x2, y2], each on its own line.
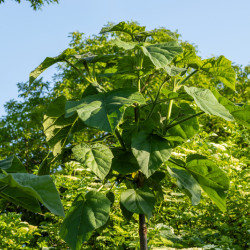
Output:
[0, 0, 250, 117]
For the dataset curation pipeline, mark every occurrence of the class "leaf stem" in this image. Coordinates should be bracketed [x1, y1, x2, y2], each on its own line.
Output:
[64, 59, 85, 78]
[115, 129, 126, 151]
[165, 111, 204, 130]
[179, 69, 198, 86]
[146, 77, 169, 120]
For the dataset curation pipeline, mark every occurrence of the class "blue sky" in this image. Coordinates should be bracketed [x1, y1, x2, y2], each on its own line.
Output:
[0, 0, 250, 116]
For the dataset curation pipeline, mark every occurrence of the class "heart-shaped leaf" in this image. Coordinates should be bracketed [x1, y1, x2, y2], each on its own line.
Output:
[72, 142, 113, 179]
[60, 191, 111, 250]
[132, 130, 172, 177]
[186, 155, 229, 212]
[184, 86, 234, 121]
[140, 41, 183, 69]
[120, 186, 155, 219]
[65, 88, 145, 133]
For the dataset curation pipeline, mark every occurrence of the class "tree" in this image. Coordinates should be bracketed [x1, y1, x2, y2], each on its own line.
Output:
[0, 22, 249, 250]
[0, 0, 59, 10]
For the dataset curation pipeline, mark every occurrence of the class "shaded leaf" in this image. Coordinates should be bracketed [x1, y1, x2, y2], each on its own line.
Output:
[111, 150, 139, 174]
[186, 155, 229, 212]
[0, 156, 26, 173]
[167, 165, 201, 205]
[132, 130, 172, 177]
[72, 143, 113, 180]
[0, 173, 64, 216]
[120, 186, 155, 219]
[43, 96, 85, 156]
[120, 202, 133, 221]
[184, 86, 234, 121]
[165, 103, 199, 146]
[60, 191, 111, 250]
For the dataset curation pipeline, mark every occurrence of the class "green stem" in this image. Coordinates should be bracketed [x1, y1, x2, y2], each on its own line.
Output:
[146, 77, 168, 120]
[115, 129, 126, 151]
[165, 111, 204, 130]
[64, 59, 85, 78]
[166, 78, 178, 124]
[179, 69, 198, 86]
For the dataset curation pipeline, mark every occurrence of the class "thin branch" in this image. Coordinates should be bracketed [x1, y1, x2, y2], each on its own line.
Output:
[179, 69, 198, 86]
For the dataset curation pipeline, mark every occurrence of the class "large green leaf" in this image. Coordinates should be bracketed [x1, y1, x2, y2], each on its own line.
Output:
[165, 103, 199, 146]
[72, 52, 119, 64]
[167, 165, 201, 205]
[100, 21, 145, 36]
[72, 143, 113, 179]
[120, 186, 155, 219]
[43, 96, 85, 156]
[174, 50, 202, 69]
[29, 48, 76, 85]
[201, 56, 236, 91]
[111, 150, 139, 175]
[186, 155, 229, 212]
[131, 130, 172, 177]
[140, 41, 183, 69]
[164, 65, 187, 76]
[65, 88, 145, 133]
[0, 156, 26, 173]
[60, 191, 111, 250]
[210, 87, 250, 128]
[0, 173, 64, 216]
[110, 38, 137, 50]
[184, 86, 234, 121]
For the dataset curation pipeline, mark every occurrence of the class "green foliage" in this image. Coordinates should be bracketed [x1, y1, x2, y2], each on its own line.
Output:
[0, 21, 249, 250]
[72, 142, 113, 179]
[0, 0, 60, 10]
[60, 191, 111, 250]
[121, 187, 155, 219]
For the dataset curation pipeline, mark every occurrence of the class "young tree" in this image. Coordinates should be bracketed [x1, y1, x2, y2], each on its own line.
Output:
[0, 22, 249, 250]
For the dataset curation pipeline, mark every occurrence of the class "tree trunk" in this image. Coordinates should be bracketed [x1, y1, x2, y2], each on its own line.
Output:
[139, 214, 147, 250]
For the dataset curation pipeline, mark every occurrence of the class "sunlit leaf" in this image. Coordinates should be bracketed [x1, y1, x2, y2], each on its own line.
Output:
[100, 21, 145, 36]
[72, 142, 113, 179]
[184, 86, 234, 121]
[201, 56, 236, 91]
[140, 41, 183, 69]
[29, 48, 76, 85]
[65, 88, 145, 132]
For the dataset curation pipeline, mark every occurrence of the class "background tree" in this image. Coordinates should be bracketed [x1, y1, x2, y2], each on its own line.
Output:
[0, 0, 59, 10]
